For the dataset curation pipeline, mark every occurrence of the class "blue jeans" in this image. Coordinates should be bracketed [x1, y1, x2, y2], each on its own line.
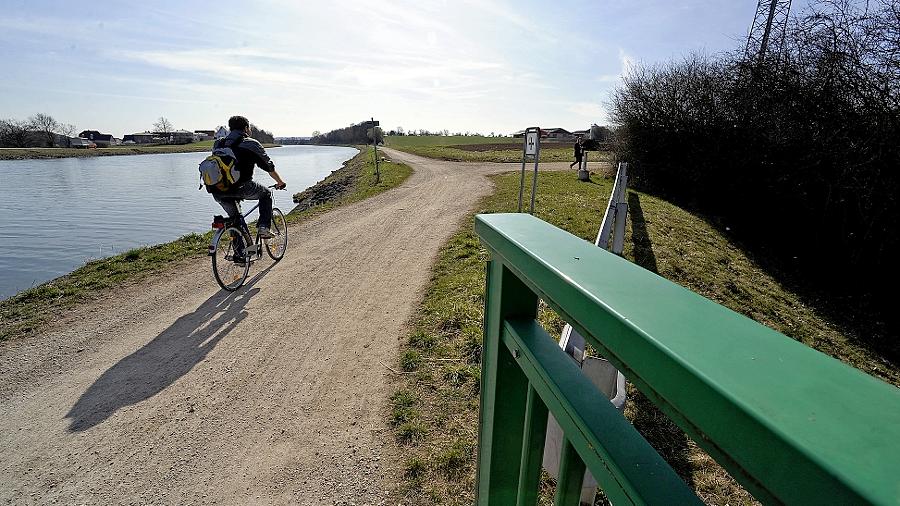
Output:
[213, 181, 273, 229]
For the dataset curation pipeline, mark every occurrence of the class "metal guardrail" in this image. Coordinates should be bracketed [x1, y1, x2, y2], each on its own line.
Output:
[475, 212, 900, 505]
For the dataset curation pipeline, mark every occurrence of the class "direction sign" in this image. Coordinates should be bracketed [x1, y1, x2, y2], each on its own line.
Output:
[525, 131, 538, 155]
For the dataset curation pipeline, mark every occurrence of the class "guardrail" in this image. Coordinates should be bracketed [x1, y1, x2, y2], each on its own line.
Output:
[475, 212, 900, 505]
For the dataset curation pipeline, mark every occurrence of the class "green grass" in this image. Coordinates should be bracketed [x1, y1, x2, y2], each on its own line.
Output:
[385, 135, 601, 163]
[0, 140, 280, 160]
[386, 135, 515, 147]
[0, 148, 411, 343]
[390, 170, 900, 505]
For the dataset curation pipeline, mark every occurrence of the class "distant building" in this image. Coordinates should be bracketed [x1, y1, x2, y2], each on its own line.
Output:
[543, 128, 573, 140]
[513, 128, 574, 140]
[123, 132, 155, 144]
[214, 126, 228, 139]
[78, 130, 114, 147]
[171, 129, 196, 144]
[194, 129, 215, 141]
[70, 138, 93, 148]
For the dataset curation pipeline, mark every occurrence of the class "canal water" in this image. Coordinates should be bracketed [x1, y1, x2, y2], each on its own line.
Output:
[0, 145, 358, 300]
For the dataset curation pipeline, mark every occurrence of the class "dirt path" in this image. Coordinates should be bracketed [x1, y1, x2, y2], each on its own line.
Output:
[0, 150, 581, 505]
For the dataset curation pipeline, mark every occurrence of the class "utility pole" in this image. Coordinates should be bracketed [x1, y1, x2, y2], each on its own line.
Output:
[745, 0, 792, 64]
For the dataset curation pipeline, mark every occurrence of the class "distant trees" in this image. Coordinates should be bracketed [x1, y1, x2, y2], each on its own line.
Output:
[249, 124, 275, 144]
[57, 123, 77, 147]
[29, 113, 59, 147]
[311, 120, 377, 145]
[0, 113, 76, 147]
[0, 119, 33, 147]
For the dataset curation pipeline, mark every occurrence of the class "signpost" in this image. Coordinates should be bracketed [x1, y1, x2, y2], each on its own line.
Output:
[517, 127, 541, 213]
[367, 118, 382, 183]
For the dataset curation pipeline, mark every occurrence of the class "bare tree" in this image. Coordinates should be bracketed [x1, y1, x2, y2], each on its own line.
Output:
[153, 117, 173, 134]
[29, 113, 60, 147]
[0, 119, 34, 148]
[58, 123, 77, 147]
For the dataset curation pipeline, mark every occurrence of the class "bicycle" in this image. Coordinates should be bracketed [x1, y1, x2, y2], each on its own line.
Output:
[208, 185, 288, 291]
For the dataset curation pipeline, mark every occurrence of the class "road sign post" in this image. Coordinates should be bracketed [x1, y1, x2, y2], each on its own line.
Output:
[517, 127, 541, 214]
[367, 118, 381, 183]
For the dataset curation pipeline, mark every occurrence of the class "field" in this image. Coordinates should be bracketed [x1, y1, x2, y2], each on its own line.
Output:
[390, 169, 900, 505]
[385, 135, 598, 163]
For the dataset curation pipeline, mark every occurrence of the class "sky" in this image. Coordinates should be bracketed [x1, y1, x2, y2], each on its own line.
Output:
[1, 1, 766, 137]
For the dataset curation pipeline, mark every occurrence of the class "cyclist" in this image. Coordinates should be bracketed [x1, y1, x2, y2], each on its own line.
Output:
[213, 115, 287, 242]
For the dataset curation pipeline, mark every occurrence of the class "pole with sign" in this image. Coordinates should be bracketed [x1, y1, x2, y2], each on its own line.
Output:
[517, 126, 541, 214]
[367, 118, 381, 184]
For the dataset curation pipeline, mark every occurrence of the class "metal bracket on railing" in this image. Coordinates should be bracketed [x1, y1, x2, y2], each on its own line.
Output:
[546, 161, 630, 504]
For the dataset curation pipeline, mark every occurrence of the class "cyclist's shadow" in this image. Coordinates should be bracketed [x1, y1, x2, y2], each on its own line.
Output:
[65, 265, 274, 432]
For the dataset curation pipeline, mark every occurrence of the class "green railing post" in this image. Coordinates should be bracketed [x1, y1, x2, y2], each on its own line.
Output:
[554, 439, 587, 506]
[477, 260, 539, 504]
[515, 385, 549, 506]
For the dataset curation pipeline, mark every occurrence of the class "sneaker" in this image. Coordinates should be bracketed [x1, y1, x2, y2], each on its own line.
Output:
[257, 227, 276, 239]
[232, 254, 247, 265]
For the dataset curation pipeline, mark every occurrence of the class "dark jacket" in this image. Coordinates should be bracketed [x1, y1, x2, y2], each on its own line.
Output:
[574, 141, 584, 159]
[215, 130, 275, 185]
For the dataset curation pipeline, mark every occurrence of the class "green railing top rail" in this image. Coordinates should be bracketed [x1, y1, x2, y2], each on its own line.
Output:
[475, 213, 900, 505]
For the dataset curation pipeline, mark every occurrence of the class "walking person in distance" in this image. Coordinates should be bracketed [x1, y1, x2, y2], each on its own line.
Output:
[570, 136, 584, 170]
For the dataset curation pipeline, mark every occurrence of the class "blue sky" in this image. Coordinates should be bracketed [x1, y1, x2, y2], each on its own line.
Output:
[2, 1, 770, 137]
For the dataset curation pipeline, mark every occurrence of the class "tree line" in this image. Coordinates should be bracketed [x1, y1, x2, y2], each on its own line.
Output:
[0, 113, 76, 147]
[611, 0, 899, 304]
[0, 113, 275, 147]
[307, 123, 507, 144]
[310, 120, 377, 145]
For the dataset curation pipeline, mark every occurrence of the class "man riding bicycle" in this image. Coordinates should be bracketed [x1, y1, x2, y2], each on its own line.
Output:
[213, 115, 287, 240]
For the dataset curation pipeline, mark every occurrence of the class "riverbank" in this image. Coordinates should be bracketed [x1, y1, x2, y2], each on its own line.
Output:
[0, 149, 410, 343]
[0, 141, 281, 160]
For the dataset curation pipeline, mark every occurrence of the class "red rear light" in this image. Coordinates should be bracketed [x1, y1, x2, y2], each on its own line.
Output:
[212, 222, 225, 229]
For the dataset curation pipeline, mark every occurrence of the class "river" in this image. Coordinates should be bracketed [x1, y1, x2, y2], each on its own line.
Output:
[0, 145, 358, 300]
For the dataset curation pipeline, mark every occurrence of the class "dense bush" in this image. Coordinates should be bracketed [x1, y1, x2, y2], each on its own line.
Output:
[612, 0, 900, 293]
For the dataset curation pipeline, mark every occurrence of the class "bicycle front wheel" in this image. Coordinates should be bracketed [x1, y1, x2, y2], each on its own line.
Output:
[265, 207, 288, 261]
[212, 227, 250, 291]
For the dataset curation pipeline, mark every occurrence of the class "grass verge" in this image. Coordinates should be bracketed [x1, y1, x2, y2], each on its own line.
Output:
[385, 135, 608, 163]
[0, 141, 280, 160]
[390, 170, 899, 504]
[0, 148, 411, 343]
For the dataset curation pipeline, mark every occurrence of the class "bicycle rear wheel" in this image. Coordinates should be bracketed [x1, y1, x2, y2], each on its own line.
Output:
[212, 227, 250, 291]
[265, 207, 288, 261]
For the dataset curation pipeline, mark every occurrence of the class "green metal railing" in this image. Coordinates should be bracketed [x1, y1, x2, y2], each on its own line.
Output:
[475, 212, 900, 505]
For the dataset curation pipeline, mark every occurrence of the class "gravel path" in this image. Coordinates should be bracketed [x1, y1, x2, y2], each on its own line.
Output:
[0, 150, 581, 505]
